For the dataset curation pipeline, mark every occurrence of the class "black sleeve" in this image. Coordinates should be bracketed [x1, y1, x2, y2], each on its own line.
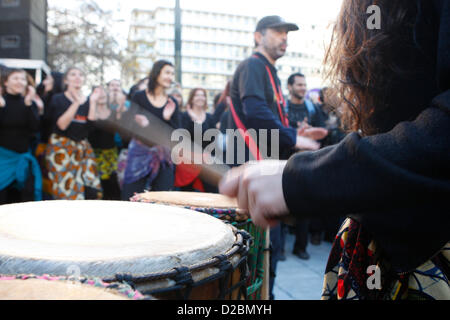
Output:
[27, 102, 40, 132]
[50, 94, 69, 125]
[239, 59, 267, 101]
[211, 101, 227, 126]
[282, 90, 450, 218]
[167, 97, 181, 129]
[180, 111, 193, 133]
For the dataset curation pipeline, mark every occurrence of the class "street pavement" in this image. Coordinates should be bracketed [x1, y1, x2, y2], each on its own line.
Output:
[273, 232, 333, 300]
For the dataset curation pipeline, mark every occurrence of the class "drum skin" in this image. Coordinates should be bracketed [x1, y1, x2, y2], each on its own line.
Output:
[0, 200, 248, 300]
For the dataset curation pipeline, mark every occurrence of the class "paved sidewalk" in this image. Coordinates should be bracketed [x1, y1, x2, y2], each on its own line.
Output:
[273, 232, 333, 300]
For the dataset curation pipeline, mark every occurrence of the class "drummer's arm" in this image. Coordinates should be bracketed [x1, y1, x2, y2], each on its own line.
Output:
[282, 90, 450, 219]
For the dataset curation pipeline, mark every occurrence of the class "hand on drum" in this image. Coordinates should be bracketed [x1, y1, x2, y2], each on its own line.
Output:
[219, 160, 290, 229]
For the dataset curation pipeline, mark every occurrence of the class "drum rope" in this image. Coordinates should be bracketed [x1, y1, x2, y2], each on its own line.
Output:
[108, 228, 252, 300]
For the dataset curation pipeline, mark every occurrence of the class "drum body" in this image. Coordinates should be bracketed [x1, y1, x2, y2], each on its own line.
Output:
[131, 191, 268, 300]
[0, 201, 250, 300]
[0, 275, 142, 300]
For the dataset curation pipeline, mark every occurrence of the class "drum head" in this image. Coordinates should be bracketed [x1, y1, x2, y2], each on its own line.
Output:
[0, 279, 129, 300]
[0, 201, 235, 278]
[135, 192, 238, 209]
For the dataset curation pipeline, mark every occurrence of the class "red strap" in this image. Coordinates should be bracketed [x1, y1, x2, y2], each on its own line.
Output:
[251, 54, 289, 127]
[228, 97, 263, 161]
[265, 65, 289, 127]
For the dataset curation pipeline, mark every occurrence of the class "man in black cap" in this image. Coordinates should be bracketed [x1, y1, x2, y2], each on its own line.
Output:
[225, 15, 328, 300]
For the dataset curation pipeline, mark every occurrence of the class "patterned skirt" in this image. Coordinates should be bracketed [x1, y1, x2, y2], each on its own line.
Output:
[35, 143, 52, 198]
[45, 134, 102, 200]
[322, 218, 450, 300]
[93, 147, 118, 181]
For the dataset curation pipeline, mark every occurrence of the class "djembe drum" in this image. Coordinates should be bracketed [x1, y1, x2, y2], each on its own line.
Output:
[0, 201, 250, 300]
[131, 191, 268, 300]
[0, 275, 143, 300]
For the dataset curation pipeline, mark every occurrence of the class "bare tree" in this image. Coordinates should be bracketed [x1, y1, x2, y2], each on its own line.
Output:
[47, 0, 123, 87]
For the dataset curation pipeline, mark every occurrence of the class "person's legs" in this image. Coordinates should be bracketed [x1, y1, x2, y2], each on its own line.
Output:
[0, 184, 14, 205]
[293, 218, 310, 259]
[20, 167, 35, 202]
[279, 223, 288, 261]
[269, 224, 282, 300]
[101, 172, 121, 200]
[151, 166, 175, 191]
[309, 218, 324, 245]
[121, 176, 148, 201]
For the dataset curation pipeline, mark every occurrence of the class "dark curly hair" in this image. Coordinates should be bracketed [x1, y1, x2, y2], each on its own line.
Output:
[147, 60, 174, 95]
[324, 0, 439, 135]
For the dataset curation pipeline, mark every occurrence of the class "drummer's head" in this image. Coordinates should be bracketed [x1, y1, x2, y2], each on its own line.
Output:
[147, 60, 175, 94]
[325, 0, 442, 135]
[254, 16, 299, 63]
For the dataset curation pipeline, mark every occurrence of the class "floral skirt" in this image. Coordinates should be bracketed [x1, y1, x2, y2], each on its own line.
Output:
[93, 147, 118, 181]
[322, 218, 450, 300]
[45, 134, 102, 200]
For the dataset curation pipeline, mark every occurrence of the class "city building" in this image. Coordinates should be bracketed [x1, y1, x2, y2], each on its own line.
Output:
[125, 6, 326, 108]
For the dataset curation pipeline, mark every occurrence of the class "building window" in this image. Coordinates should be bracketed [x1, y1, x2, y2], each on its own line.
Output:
[1, 0, 20, 7]
[1, 35, 20, 48]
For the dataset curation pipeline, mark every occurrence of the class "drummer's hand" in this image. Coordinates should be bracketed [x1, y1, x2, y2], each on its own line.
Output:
[299, 127, 329, 141]
[295, 135, 320, 151]
[219, 160, 290, 229]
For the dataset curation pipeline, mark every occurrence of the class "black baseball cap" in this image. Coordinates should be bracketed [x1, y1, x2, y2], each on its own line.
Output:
[255, 15, 299, 32]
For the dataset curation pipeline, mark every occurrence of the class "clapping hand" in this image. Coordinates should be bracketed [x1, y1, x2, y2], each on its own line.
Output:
[90, 87, 103, 104]
[24, 86, 36, 106]
[0, 86, 5, 108]
[163, 98, 176, 121]
[135, 114, 150, 128]
[115, 92, 127, 120]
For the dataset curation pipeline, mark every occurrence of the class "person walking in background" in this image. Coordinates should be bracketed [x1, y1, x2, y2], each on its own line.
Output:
[285, 73, 329, 259]
[120, 60, 181, 200]
[45, 67, 103, 200]
[0, 68, 42, 204]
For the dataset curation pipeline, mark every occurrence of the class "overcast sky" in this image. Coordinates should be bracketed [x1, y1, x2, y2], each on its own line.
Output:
[48, 0, 343, 81]
[49, 0, 343, 47]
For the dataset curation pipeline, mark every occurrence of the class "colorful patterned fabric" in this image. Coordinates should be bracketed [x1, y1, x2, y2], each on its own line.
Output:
[45, 134, 102, 200]
[123, 139, 173, 189]
[0, 274, 144, 300]
[0, 146, 42, 201]
[93, 147, 118, 180]
[322, 218, 450, 300]
[116, 148, 128, 189]
[35, 143, 52, 198]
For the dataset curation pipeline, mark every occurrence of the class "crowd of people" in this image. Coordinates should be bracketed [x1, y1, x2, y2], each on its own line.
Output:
[0, 63, 339, 205]
[0, 54, 339, 299]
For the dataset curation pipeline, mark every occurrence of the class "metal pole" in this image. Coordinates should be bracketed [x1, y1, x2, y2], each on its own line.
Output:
[174, 0, 182, 85]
